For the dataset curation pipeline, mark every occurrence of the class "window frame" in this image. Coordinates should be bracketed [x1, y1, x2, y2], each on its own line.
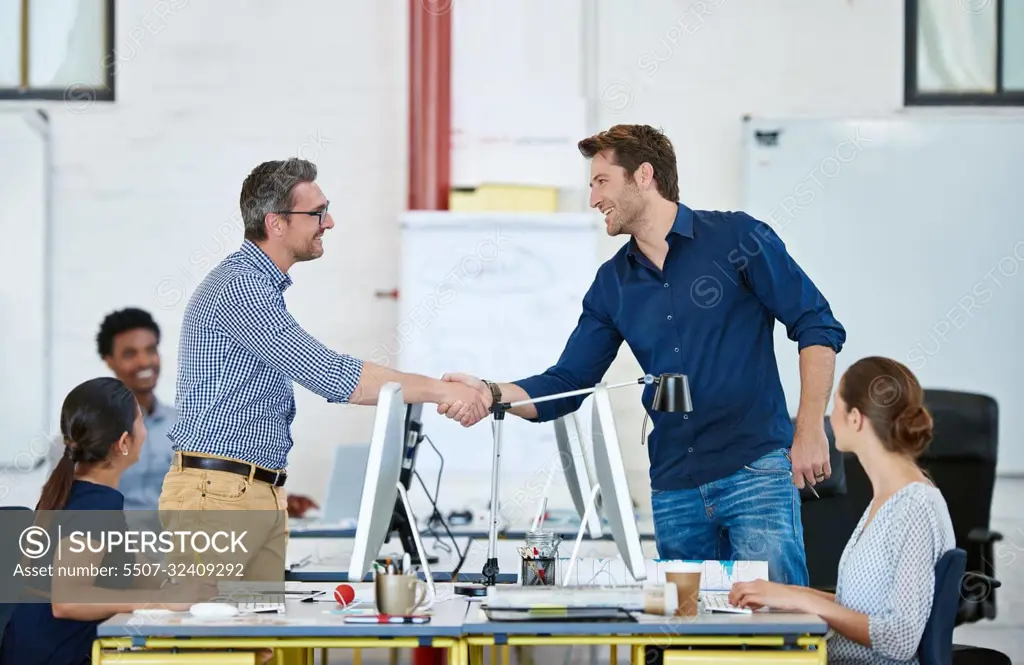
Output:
[0, 0, 116, 102]
[905, 0, 1024, 106]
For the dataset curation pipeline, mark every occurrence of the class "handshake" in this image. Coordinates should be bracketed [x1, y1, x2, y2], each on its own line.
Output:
[435, 372, 493, 427]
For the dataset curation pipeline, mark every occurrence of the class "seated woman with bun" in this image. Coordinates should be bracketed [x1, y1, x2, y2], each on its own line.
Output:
[0, 377, 204, 665]
[730, 356, 956, 664]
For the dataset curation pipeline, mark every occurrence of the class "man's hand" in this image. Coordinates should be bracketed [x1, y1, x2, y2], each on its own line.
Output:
[729, 579, 810, 613]
[287, 494, 319, 519]
[789, 422, 831, 490]
[437, 374, 491, 426]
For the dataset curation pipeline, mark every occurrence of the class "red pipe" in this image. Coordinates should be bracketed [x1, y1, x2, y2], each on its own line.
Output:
[409, 0, 452, 660]
[408, 0, 452, 210]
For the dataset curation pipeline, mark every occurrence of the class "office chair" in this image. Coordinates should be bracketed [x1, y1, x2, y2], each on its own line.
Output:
[919, 389, 1002, 625]
[919, 548, 965, 665]
[919, 548, 1010, 665]
[796, 417, 858, 591]
[0, 507, 32, 649]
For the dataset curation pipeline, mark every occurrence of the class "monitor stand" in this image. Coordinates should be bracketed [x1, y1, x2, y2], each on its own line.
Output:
[562, 484, 602, 586]
[380, 497, 440, 566]
[376, 484, 437, 601]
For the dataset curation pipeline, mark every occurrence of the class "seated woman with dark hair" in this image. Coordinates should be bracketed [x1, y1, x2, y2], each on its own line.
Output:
[0, 377, 205, 665]
[729, 356, 956, 665]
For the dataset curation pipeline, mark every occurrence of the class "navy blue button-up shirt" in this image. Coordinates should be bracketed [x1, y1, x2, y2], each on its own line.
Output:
[513, 203, 845, 491]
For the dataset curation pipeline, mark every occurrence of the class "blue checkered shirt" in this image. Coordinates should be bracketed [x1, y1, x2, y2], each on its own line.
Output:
[168, 240, 364, 470]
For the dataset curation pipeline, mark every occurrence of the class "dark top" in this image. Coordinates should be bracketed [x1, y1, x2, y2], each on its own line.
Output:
[0, 480, 131, 665]
[513, 202, 846, 491]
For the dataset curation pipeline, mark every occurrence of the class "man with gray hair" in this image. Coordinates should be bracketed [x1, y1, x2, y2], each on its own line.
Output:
[159, 158, 487, 581]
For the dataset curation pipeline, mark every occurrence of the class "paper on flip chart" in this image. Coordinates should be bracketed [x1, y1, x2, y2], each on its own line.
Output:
[548, 558, 769, 590]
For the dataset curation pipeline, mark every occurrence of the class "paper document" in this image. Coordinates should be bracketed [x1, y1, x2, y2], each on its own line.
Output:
[551, 558, 769, 590]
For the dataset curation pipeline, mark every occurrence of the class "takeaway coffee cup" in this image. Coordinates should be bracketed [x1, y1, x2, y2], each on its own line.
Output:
[663, 562, 702, 617]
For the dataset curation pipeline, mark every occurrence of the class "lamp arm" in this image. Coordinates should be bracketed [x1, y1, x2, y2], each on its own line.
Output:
[504, 377, 647, 410]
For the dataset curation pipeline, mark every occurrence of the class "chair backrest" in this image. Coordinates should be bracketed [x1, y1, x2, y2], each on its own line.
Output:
[919, 390, 999, 622]
[0, 507, 32, 647]
[795, 417, 856, 590]
[919, 548, 966, 665]
[921, 389, 998, 463]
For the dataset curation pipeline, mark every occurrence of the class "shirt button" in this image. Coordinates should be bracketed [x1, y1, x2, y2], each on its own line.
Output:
[688, 447, 693, 452]
[667, 315, 672, 320]
[664, 283, 669, 288]
[674, 347, 680, 353]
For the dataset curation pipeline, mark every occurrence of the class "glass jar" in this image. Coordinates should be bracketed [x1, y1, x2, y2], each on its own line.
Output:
[521, 530, 560, 586]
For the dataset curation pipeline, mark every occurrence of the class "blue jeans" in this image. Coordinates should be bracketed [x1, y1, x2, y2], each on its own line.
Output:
[650, 447, 808, 586]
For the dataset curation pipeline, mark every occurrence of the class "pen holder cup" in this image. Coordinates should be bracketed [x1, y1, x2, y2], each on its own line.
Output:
[520, 556, 557, 586]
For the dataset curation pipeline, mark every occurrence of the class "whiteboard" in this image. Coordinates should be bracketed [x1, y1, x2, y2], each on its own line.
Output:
[394, 211, 600, 479]
[740, 114, 1024, 474]
[0, 111, 51, 469]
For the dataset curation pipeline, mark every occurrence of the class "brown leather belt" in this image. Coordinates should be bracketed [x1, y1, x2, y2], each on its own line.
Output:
[180, 454, 287, 487]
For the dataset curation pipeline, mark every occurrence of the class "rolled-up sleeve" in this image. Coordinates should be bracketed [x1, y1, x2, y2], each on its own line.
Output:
[216, 275, 363, 403]
[736, 213, 846, 353]
[513, 275, 623, 422]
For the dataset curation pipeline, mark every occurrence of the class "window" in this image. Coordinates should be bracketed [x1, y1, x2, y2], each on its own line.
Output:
[905, 0, 1024, 105]
[0, 0, 115, 102]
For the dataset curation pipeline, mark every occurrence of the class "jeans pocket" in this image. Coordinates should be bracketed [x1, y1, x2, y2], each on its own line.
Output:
[742, 448, 792, 475]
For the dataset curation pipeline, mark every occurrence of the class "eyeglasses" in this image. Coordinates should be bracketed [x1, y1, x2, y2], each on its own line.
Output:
[276, 201, 330, 226]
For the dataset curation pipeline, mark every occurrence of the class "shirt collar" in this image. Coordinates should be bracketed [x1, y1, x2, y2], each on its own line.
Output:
[626, 202, 694, 262]
[240, 240, 292, 291]
[146, 397, 169, 423]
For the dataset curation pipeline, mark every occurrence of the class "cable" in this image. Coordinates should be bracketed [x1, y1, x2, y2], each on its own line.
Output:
[413, 434, 466, 571]
[414, 469, 451, 556]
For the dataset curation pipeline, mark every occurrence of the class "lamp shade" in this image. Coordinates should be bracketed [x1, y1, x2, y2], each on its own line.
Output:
[653, 373, 692, 413]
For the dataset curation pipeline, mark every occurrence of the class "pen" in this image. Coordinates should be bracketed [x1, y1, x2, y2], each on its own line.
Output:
[791, 471, 819, 499]
[402, 553, 411, 575]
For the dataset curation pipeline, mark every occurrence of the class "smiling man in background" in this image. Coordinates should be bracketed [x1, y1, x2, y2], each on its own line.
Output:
[45, 308, 177, 513]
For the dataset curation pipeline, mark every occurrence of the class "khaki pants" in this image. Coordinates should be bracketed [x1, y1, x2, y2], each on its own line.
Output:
[158, 451, 289, 586]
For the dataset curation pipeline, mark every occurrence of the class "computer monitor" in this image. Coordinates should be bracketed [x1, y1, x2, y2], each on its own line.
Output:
[553, 413, 603, 538]
[382, 403, 438, 565]
[348, 383, 436, 586]
[589, 383, 645, 581]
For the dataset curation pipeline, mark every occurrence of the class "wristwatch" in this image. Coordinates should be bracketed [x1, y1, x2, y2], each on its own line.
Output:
[483, 380, 502, 405]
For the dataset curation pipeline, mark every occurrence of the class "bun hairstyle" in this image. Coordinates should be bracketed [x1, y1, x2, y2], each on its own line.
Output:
[839, 356, 933, 458]
[36, 377, 138, 511]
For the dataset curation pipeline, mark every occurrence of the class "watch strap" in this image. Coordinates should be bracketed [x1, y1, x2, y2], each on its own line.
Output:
[483, 380, 502, 404]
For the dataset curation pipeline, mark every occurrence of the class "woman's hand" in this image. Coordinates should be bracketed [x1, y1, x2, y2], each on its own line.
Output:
[728, 580, 810, 612]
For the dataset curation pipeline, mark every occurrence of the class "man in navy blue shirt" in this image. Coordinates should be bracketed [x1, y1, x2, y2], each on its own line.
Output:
[441, 124, 845, 586]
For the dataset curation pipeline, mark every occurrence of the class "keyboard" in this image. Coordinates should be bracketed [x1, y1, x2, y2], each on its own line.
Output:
[700, 592, 752, 614]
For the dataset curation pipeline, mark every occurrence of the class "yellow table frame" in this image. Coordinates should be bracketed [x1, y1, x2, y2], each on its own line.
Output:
[92, 636, 467, 665]
[463, 634, 827, 665]
[93, 632, 825, 665]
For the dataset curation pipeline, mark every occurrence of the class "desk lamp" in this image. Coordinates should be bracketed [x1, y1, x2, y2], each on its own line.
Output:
[474, 373, 692, 588]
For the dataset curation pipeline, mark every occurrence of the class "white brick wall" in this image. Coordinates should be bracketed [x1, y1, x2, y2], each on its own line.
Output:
[4, 0, 408, 507]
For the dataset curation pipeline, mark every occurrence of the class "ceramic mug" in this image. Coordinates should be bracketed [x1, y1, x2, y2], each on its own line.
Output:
[374, 574, 430, 615]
